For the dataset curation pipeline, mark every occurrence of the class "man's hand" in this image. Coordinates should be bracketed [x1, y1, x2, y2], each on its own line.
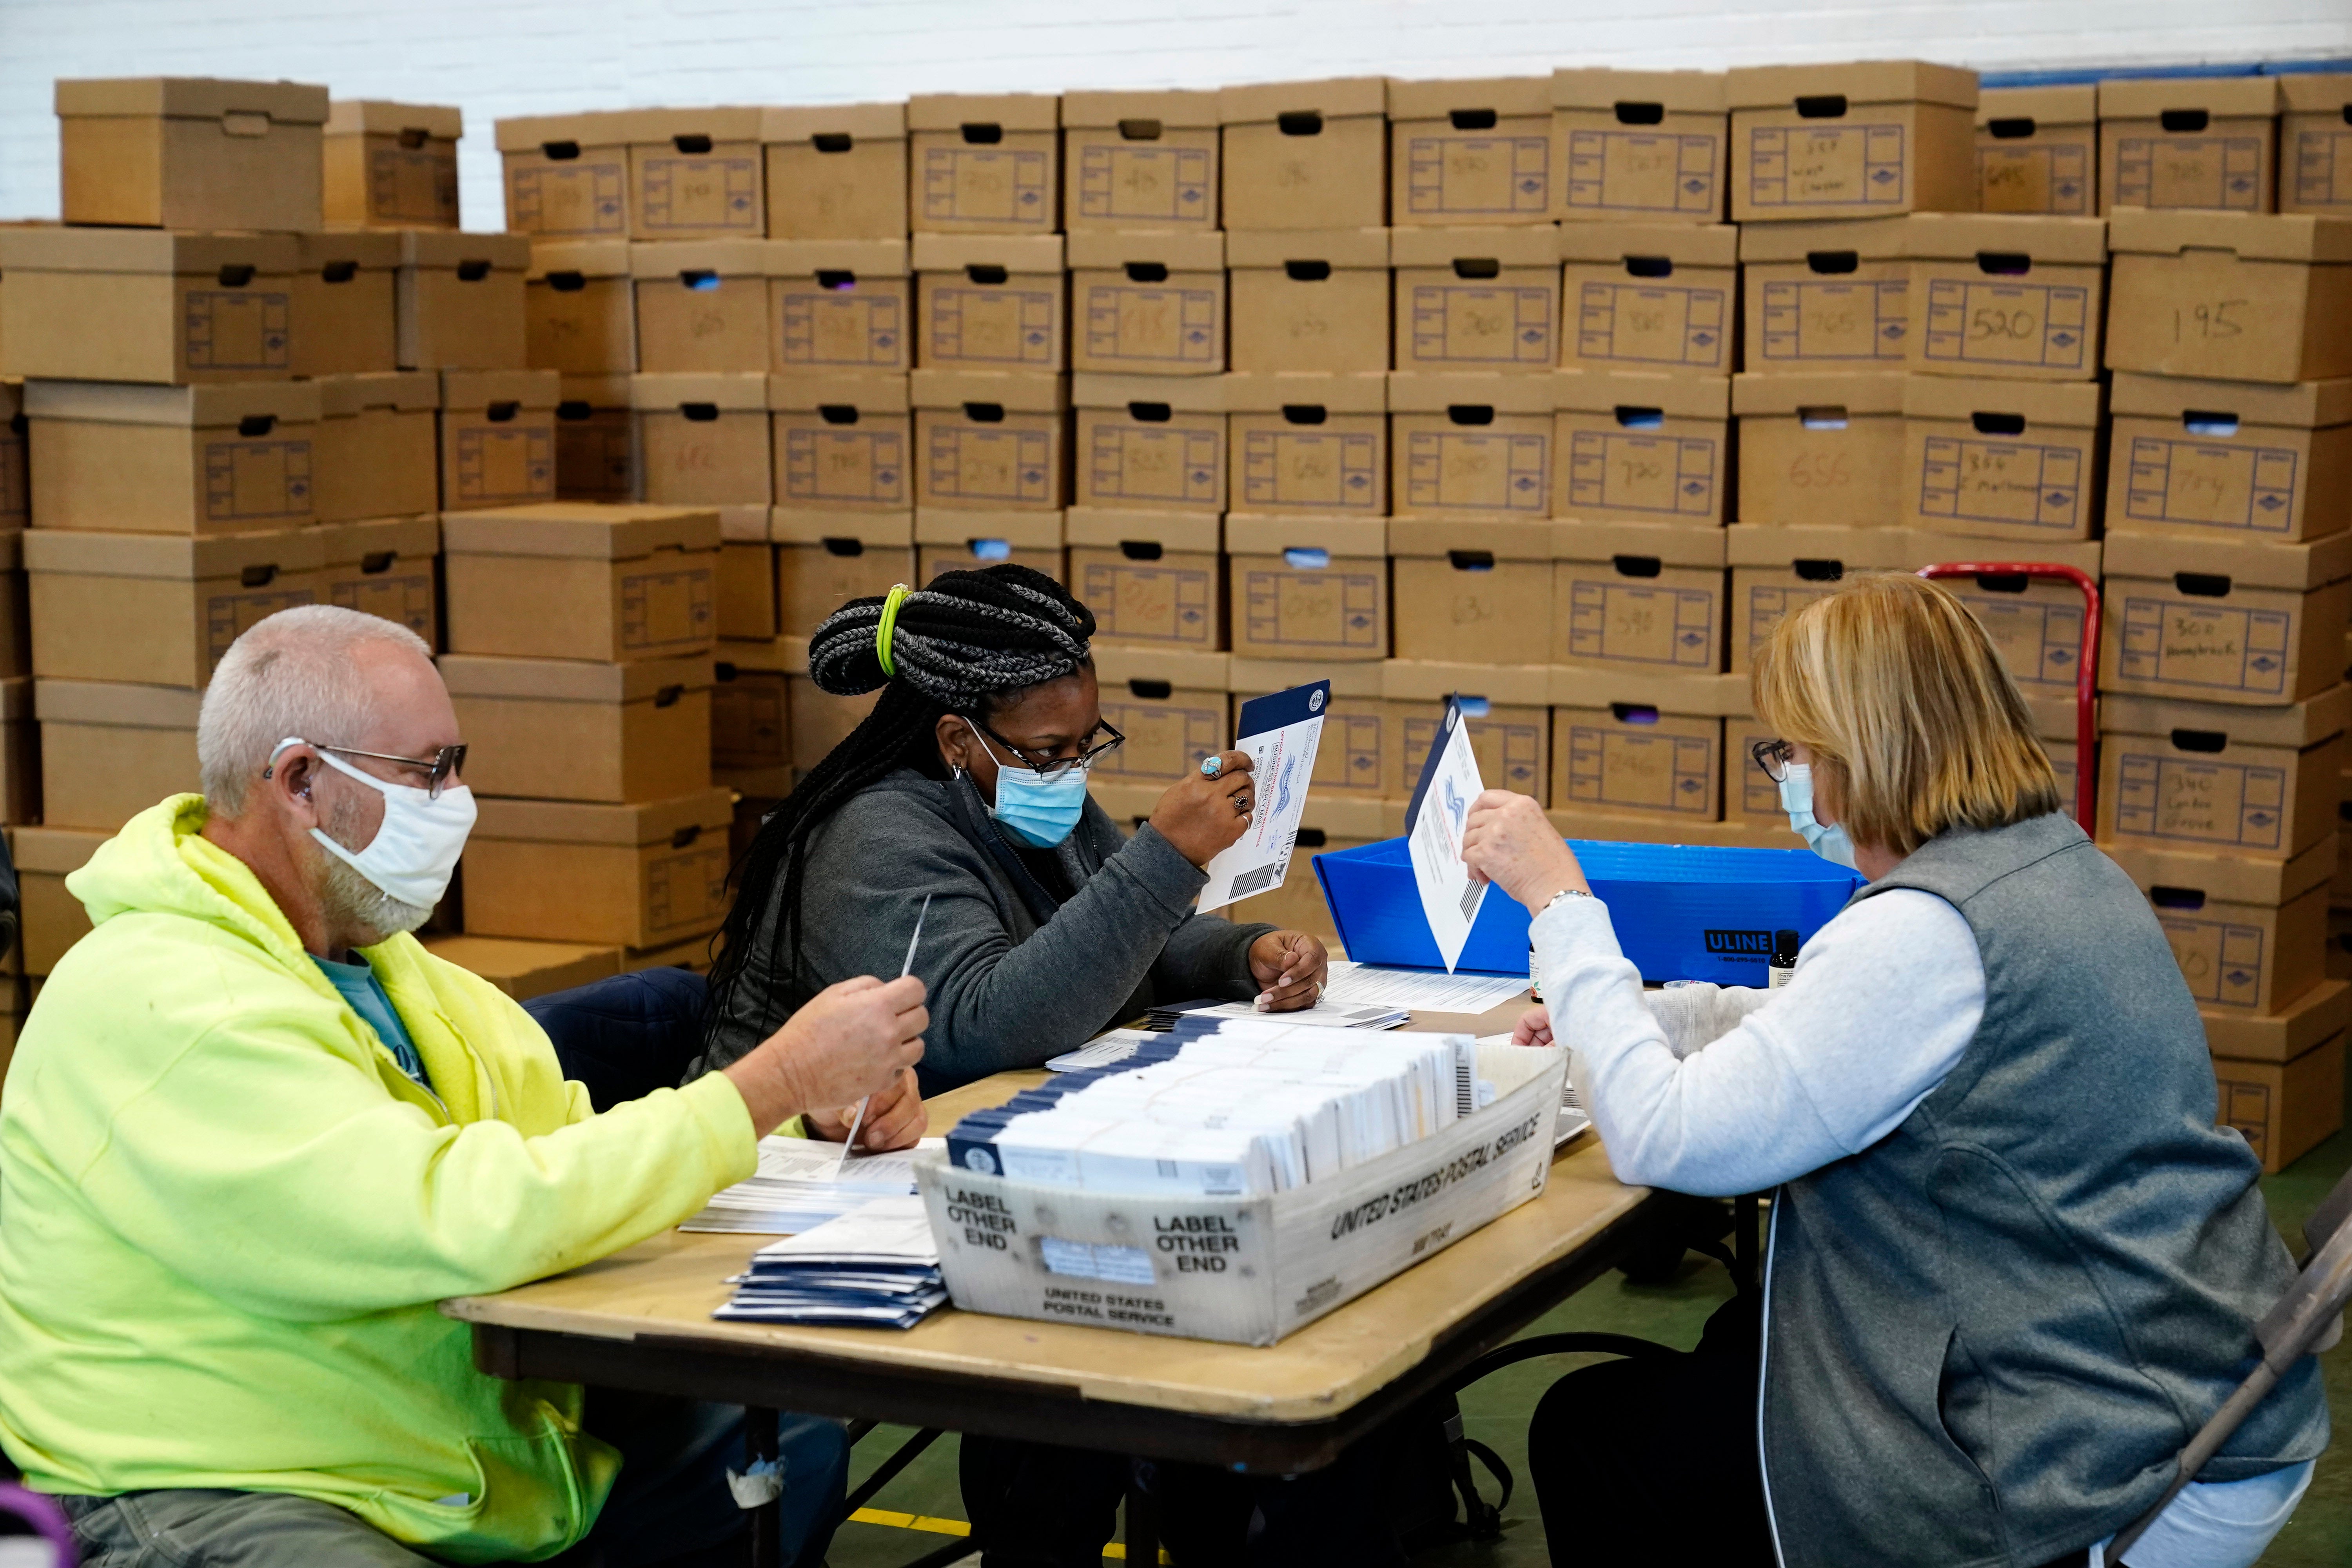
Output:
[722, 975, 927, 1136]
[1249, 929, 1330, 1013]
[1461, 789, 1589, 912]
[806, 1067, 927, 1152]
[1150, 750, 1256, 867]
[1512, 1005, 1555, 1048]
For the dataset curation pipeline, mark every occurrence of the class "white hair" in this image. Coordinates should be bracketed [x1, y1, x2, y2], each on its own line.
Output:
[199, 605, 433, 817]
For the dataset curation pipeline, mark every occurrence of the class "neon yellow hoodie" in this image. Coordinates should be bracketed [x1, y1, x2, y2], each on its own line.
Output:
[0, 796, 761, 1561]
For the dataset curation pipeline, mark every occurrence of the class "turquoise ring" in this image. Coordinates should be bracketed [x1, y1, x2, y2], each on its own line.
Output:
[1200, 755, 1223, 778]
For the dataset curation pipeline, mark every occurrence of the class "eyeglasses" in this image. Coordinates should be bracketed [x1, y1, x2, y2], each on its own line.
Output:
[1750, 739, 1796, 784]
[972, 718, 1125, 780]
[271, 738, 470, 799]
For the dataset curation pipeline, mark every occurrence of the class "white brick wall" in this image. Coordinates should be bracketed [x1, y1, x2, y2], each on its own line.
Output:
[1, 0, 2346, 229]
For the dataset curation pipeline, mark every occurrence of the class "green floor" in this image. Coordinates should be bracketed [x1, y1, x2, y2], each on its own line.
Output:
[831, 1111, 2352, 1568]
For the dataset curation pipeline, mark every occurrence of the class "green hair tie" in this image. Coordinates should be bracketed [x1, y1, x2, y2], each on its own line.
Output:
[874, 583, 913, 678]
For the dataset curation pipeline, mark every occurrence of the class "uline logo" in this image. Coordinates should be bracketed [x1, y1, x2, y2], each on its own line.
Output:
[1703, 929, 1773, 958]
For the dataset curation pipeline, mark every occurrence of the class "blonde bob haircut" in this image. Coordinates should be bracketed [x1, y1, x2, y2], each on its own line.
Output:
[1752, 573, 2062, 857]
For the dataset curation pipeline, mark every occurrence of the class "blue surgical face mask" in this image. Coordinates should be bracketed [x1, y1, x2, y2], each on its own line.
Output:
[1779, 762, 1858, 870]
[964, 719, 1088, 849]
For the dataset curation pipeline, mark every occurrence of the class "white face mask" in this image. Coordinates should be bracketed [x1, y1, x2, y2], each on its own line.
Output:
[1778, 762, 1858, 870]
[306, 749, 477, 910]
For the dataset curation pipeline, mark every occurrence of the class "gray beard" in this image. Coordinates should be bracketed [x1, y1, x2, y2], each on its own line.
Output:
[315, 794, 434, 942]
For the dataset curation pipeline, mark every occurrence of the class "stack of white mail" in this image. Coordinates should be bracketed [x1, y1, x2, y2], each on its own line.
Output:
[714, 1195, 947, 1329]
[681, 1136, 933, 1235]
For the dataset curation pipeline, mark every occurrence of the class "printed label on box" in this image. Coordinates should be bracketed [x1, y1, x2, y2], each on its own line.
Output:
[510, 163, 627, 236]
[1095, 692, 1222, 776]
[2125, 437, 2299, 534]
[2116, 136, 2265, 210]
[1922, 279, 2091, 371]
[1748, 124, 1906, 209]
[1920, 436, 2084, 530]
[1406, 134, 1550, 217]
[1408, 285, 1552, 367]
[330, 571, 436, 638]
[1082, 562, 1215, 646]
[1084, 283, 1219, 366]
[618, 564, 715, 653]
[1405, 430, 1549, 512]
[202, 437, 312, 522]
[1759, 278, 1907, 363]
[641, 154, 759, 232]
[922, 147, 1051, 226]
[779, 289, 904, 368]
[2296, 130, 2352, 208]
[1568, 580, 1717, 668]
[185, 290, 291, 372]
[1575, 281, 1728, 368]
[369, 145, 458, 223]
[2159, 912, 2269, 1008]
[2219, 1076, 2274, 1164]
[1089, 424, 1223, 504]
[1978, 143, 2091, 214]
[927, 285, 1058, 365]
[1745, 583, 1835, 658]
[2119, 594, 2292, 697]
[205, 584, 318, 672]
[454, 426, 554, 506]
[647, 840, 730, 939]
[927, 426, 1051, 503]
[2114, 751, 2288, 851]
[786, 428, 906, 504]
[1567, 430, 1717, 518]
[1243, 568, 1381, 649]
[1321, 709, 1386, 792]
[1078, 145, 1212, 223]
[1564, 724, 1714, 814]
[1241, 430, 1380, 510]
[1407, 714, 1543, 794]
[1950, 590, 2084, 689]
[1563, 131, 1718, 214]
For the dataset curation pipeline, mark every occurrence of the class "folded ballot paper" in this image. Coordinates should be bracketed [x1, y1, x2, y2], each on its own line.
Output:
[713, 1195, 947, 1329]
[682, 1136, 943, 1235]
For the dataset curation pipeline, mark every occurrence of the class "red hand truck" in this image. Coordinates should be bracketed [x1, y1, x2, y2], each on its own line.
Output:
[1916, 561, 2101, 828]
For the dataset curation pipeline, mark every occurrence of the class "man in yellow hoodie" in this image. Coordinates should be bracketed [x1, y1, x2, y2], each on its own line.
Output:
[0, 605, 931, 1566]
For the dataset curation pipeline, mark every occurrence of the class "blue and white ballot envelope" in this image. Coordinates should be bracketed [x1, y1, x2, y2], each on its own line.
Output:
[1404, 695, 1488, 973]
[1197, 681, 1330, 914]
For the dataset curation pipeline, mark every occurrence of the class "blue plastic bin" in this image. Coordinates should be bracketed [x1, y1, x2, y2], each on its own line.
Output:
[1312, 837, 1866, 983]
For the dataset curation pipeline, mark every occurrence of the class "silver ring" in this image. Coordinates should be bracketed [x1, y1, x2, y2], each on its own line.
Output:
[1200, 755, 1223, 778]
[1232, 794, 1252, 816]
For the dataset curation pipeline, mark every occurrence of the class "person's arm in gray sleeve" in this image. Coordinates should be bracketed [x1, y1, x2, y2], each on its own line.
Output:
[1154, 912, 1275, 1002]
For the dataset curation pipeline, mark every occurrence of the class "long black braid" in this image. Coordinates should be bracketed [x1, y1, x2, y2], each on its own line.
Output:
[706, 564, 1097, 1045]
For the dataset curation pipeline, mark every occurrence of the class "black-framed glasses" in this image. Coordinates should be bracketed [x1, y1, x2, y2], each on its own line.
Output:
[972, 718, 1125, 780]
[1750, 738, 1796, 784]
[273, 737, 470, 799]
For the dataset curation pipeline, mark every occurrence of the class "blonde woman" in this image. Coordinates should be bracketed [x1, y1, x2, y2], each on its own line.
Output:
[1461, 575, 2327, 1568]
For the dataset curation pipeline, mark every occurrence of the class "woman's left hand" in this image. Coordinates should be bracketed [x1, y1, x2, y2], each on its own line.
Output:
[1461, 790, 1590, 912]
[805, 1067, 928, 1152]
[1248, 930, 1330, 1013]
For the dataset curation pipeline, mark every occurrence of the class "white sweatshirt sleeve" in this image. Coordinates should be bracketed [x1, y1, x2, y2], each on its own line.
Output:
[1532, 887, 1986, 1196]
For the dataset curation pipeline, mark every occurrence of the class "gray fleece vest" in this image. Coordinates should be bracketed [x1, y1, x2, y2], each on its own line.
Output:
[1760, 813, 2328, 1568]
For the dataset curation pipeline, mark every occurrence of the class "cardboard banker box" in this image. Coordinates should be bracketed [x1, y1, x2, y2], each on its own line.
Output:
[1391, 225, 1559, 375]
[15, 826, 106, 973]
[1975, 85, 2097, 216]
[714, 504, 776, 641]
[56, 76, 327, 232]
[625, 109, 765, 241]
[316, 515, 439, 644]
[1224, 372, 1385, 516]
[1220, 78, 1388, 232]
[1073, 374, 1228, 514]
[0, 228, 297, 385]
[1552, 520, 1727, 673]
[2102, 836, 2330, 1017]
[1389, 659, 1551, 801]
[764, 102, 908, 241]
[464, 788, 734, 950]
[24, 529, 323, 690]
[2097, 77, 2280, 216]
[1732, 372, 1905, 529]
[1907, 213, 2106, 382]
[1224, 515, 1388, 661]
[1554, 369, 1728, 526]
[1558, 221, 1736, 376]
[1063, 90, 1220, 232]
[25, 379, 319, 536]
[290, 230, 400, 377]
[912, 370, 1069, 510]
[443, 501, 720, 664]
[1903, 376, 2104, 543]
[2096, 687, 2349, 864]
[711, 657, 791, 795]
[1726, 61, 1978, 223]
[1224, 227, 1391, 377]
[36, 679, 199, 832]
[1549, 668, 1735, 822]
[1936, 544, 2103, 717]
[2281, 75, 2352, 218]
[1087, 645, 1229, 788]
[323, 100, 461, 230]
[631, 372, 773, 508]
[526, 241, 634, 376]
[555, 375, 635, 503]
[628, 239, 768, 376]
[1067, 509, 1224, 652]
[397, 230, 529, 373]
[2105, 211, 2352, 385]
[908, 94, 1061, 235]
[2100, 531, 2352, 706]
[1388, 77, 1553, 227]
[440, 370, 558, 513]
[768, 238, 911, 377]
[1388, 372, 1554, 519]
[1069, 231, 1226, 377]
[1388, 519, 1554, 663]
[771, 508, 914, 639]
[918, 506, 1063, 585]
[2107, 373, 2352, 544]
[769, 372, 910, 514]
[1739, 217, 1909, 374]
[1726, 524, 1938, 673]
[1552, 69, 1728, 224]
[498, 112, 633, 238]
[913, 235, 1067, 372]
[441, 652, 712, 805]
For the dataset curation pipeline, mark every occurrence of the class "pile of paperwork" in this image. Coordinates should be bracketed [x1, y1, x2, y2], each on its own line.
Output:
[714, 1196, 946, 1329]
[682, 1136, 940, 1235]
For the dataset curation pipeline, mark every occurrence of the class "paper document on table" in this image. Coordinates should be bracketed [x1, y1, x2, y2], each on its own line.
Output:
[1322, 961, 1530, 1015]
[679, 1138, 944, 1234]
[1197, 681, 1330, 914]
[1404, 696, 1488, 973]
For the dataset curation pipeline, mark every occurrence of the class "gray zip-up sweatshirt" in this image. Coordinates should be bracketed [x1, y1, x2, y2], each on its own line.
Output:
[695, 768, 1273, 1093]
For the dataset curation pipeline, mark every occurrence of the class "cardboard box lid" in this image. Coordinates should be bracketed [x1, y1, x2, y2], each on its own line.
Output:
[2103, 530, 2352, 592]
[24, 379, 323, 427]
[1906, 212, 2108, 265]
[761, 102, 906, 143]
[296, 229, 404, 268]
[1222, 372, 1387, 415]
[1225, 227, 1391, 270]
[1976, 84, 2098, 127]
[1555, 368, 1729, 420]
[420, 934, 622, 993]
[766, 372, 912, 414]
[1227, 656, 1384, 699]
[326, 100, 463, 139]
[626, 238, 773, 278]
[1092, 644, 1230, 690]
[1556, 221, 1738, 267]
[0, 226, 297, 274]
[2202, 975, 2352, 1063]
[627, 107, 765, 143]
[10, 824, 112, 875]
[1388, 518, 1555, 561]
[764, 237, 910, 278]
[2109, 372, 2352, 429]
[2279, 74, 2352, 114]
[909, 234, 1065, 273]
[1062, 89, 1220, 130]
[1927, 535, 2102, 572]
[1903, 375, 2105, 427]
[2103, 833, 2336, 907]
[1386, 77, 1551, 121]
[768, 506, 915, 547]
[558, 374, 632, 409]
[1731, 372, 1906, 418]
[1387, 371, 1557, 417]
[1223, 514, 1388, 557]
[2107, 209, 2352, 265]
[1385, 659, 1551, 706]
[1552, 518, 1730, 568]
[55, 76, 329, 124]
[629, 372, 770, 412]
[1219, 78, 1388, 125]
[906, 93, 1060, 132]
[399, 230, 530, 270]
[318, 370, 440, 417]
[1737, 215, 1911, 263]
[441, 369, 561, 411]
[472, 785, 735, 846]
[911, 370, 1070, 414]
[1726, 523, 1936, 572]
[1390, 225, 1559, 269]
[314, 514, 440, 566]
[1064, 506, 1223, 553]
[440, 502, 723, 559]
[916, 506, 1063, 548]
[1072, 373, 1229, 414]
[528, 239, 631, 280]
[1544, 666, 1749, 713]
[34, 678, 200, 728]
[1724, 60, 1978, 111]
[1065, 230, 1227, 272]
[494, 111, 641, 152]
[716, 504, 767, 543]
[23, 526, 326, 581]
[440, 652, 714, 702]
[2100, 684, 2352, 750]
[1551, 68, 1726, 115]
[2098, 76, 2281, 120]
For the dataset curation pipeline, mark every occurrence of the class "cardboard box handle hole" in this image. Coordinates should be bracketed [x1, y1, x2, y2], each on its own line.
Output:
[541, 140, 582, 160]
[1451, 258, 1501, 280]
[962, 402, 1006, 422]
[821, 537, 866, 557]
[238, 415, 277, 437]
[241, 565, 280, 588]
[1448, 109, 1498, 131]
[817, 270, 858, 290]
[1972, 573, 2028, 594]
[321, 260, 358, 284]
[818, 405, 861, 426]
[655, 684, 685, 708]
[457, 260, 493, 282]
[1795, 94, 1848, 119]
[1295, 828, 1328, 848]
[557, 400, 594, 420]
[8, 414, 24, 437]
[1613, 102, 1665, 126]
[1283, 547, 1330, 569]
[813, 133, 855, 153]
[2184, 410, 2241, 437]
[221, 111, 270, 138]
[1793, 558, 1844, 583]
[1971, 412, 2027, 436]
[1448, 550, 1496, 572]
[680, 269, 720, 290]
[1804, 250, 1858, 276]
[1624, 255, 1673, 279]
[1282, 405, 1329, 426]
[960, 122, 1004, 145]
[2149, 885, 2209, 909]
[1798, 406, 1849, 430]
[2160, 109, 2210, 133]
[1987, 117, 2037, 140]
[361, 552, 397, 575]
[217, 264, 256, 287]
[671, 826, 702, 849]
[1612, 554, 1663, 579]
[1446, 405, 1495, 426]
[1118, 118, 1164, 141]
[486, 401, 520, 423]
[1975, 251, 2032, 277]
[547, 271, 588, 293]
[1610, 703, 1660, 725]
[967, 539, 1013, 562]
[1125, 261, 1169, 283]
[1277, 112, 1323, 136]
[715, 661, 740, 681]
[1614, 406, 1664, 430]
[1127, 678, 1172, 698]
[398, 127, 430, 149]
[673, 134, 715, 154]
[1119, 541, 1165, 561]
[1284, 260, 1332, 281]
[965, 264, 1009, 285]
[2174, 572, 2232, 598]
[681, 403, 721, 422]
[2169, 729, 2228, 754]
[1127, 401, 1173, 423]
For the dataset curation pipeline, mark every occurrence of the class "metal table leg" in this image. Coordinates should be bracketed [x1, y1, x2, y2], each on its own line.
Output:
[1124, 1464, 1160, 1568]
[746, 1406, 780, 1568]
